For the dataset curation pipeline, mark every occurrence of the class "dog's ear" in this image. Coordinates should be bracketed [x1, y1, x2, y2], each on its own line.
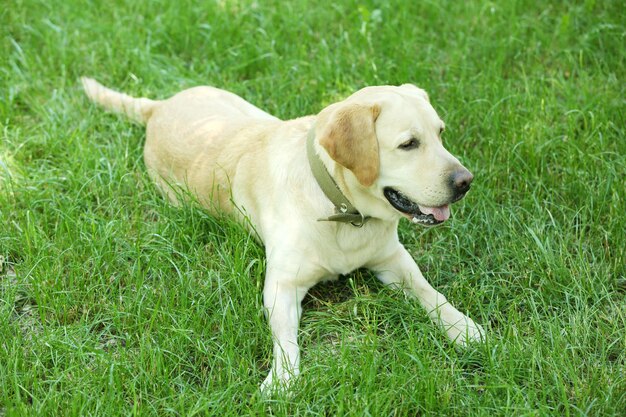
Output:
[317, 103, 381, 187]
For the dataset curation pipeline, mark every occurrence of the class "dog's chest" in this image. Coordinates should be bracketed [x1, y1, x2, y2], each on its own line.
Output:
[315, 222, 396, 276]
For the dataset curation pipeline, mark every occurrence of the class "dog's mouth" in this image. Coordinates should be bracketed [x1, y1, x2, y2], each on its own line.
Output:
[383, 187, 450, 226]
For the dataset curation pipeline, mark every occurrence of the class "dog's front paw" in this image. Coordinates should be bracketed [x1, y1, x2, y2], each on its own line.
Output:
[445, 316, 485, 346]
[260, 368, 296, 395]
[260, 372, 276, 394]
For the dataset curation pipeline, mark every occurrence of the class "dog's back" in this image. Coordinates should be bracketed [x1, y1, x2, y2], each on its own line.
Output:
[82, 78, 296, 219]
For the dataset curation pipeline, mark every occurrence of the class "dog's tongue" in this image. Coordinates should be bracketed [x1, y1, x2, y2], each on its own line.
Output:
[418, 205, 450, 221]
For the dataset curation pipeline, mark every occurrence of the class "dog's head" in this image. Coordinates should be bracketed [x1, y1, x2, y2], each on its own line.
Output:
[315, 84, 473, 226]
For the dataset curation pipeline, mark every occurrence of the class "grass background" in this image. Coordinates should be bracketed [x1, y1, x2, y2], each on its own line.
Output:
[1, 0, 624, 415]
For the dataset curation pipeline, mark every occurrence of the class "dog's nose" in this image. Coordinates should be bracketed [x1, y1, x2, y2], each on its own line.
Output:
[450, 168, 473, 200]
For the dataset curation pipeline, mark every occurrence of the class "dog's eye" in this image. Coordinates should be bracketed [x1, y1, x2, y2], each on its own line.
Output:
[439, 126, 445, 135]
[398, 138, 420, 150]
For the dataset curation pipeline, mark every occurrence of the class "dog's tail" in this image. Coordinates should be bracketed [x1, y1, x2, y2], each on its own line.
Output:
[81, 77, 157, 124]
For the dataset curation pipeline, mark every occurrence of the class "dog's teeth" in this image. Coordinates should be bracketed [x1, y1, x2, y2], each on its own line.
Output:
[411, 214, 439, 225]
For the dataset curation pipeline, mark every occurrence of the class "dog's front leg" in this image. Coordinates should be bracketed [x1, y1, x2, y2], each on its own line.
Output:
[369, 245, 484, 345]
[260, 266, 310, 392]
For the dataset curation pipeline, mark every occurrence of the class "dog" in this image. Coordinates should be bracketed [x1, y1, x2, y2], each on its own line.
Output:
[81, 78, 484, 391]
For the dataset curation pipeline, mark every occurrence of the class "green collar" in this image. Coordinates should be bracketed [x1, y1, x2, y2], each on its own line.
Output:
[306, 128, 370, 227]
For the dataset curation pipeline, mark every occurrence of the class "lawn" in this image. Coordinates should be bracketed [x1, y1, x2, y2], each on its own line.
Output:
[1, 0, 624, 415]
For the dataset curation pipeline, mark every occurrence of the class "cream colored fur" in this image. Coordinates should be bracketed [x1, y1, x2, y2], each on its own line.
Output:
[82, 77, 484, 391]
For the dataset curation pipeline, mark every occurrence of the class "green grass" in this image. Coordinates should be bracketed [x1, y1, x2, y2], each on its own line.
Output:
[1, 0, 625, 415]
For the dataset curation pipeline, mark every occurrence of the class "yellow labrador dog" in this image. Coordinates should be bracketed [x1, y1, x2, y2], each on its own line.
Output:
[82, 78, 484, 390]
